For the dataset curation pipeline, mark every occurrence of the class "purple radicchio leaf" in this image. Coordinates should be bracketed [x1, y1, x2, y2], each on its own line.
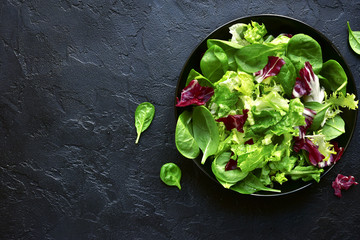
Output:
[176, 80, 214, 107]
[216, 109, 249, 132]
[318, 141, 344, 168]
[254, 56, 286, 83]
[298, 108, 317, 139]
[293, 136, 325, 166]
[332, 174, 358, 198]
[244, 138, 254, 145]
[280, 33, 293, 38]
[225, 159, 238, 171]
[292, 62, 324, 103]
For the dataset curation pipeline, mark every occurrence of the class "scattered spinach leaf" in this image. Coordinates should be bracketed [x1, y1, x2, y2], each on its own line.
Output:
[135, 102, 155, 144]
[347, 21, 360, 55]
[160, 163, 182, 190]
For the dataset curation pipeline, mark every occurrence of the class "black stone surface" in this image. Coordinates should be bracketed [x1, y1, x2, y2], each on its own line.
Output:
[1, 1, 360, 239]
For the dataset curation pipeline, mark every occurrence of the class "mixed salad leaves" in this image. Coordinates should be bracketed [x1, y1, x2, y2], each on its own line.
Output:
[175, 21, 358, 194]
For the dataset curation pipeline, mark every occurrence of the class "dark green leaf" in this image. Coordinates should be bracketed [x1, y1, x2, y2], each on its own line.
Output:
[230, 173, 281, 194]
[273, 56, 296, 97]
[175, 111, 200, 159]
[211, 152, 248, 188]
[200, 45, 228, 83]
[192, 106, 219, 164]
[207, 39, 243, 71]
[286, 34, 322, 74]
[304, 101, 331, 131]
[235, 44, 284, 73]
[321, 115, 345, 140]
[319, 60, 347, 94]
[185, 69, 214, 87]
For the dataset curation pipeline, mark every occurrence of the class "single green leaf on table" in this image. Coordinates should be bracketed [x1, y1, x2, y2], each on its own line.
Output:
[347, 21, 360, 55]
[160, 163, 182, 190]
[200, 45, 228, 83]
[319, 60, 347, 94]
[286, 34, 323, 74]
[175, 111, 200, 159]
[134, 102, 155, 144]
[321, 115, 345, 141]
[192, 106, 219, 164]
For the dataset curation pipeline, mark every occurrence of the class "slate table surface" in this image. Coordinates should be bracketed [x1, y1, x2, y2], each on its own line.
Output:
[1, 0, 360, 239]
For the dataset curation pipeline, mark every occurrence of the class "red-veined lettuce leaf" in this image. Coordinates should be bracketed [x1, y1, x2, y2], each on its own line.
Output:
[293, 136, 325, 166]
[292, 62, 325, 103]
[254, 56, 286, 83]
[176, 80, 214, 107]
[298, 108, 316, 139]
[216, 109, 249, 132]
[318, 141, 344, 168]
[332, 174, 358, 198]
[225, 159, 238, 171]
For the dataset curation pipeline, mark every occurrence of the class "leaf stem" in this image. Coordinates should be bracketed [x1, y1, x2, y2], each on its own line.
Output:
[135, 133, 140, 144]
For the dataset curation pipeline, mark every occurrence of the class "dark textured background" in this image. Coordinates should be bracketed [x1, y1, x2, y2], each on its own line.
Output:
[1, 0, 360, 239]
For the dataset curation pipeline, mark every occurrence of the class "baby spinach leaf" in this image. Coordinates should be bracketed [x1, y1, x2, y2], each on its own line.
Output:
[175, 111, 200, 159]
[321, 115, 345, 141]
[134, 102, 155, 144]
[160, 163, 182, 190]
[274, 56, 296, 97]
[286, 34, 322, 74]
[192, 106, 219, 164]
[211, 152, 248, 188]
[200, 45, 228, 83]
[235, 44, 283, 73]
[304, 102, 331, 131]
[319, 60, 347, 94]
[207, 39, 243, 71]
[347, 21, 360, 55]
[186, 69, 214, 87]
[230, 173, 281, 194]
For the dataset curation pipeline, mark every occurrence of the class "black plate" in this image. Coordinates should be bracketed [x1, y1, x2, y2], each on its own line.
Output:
[175, 14, 358, 196]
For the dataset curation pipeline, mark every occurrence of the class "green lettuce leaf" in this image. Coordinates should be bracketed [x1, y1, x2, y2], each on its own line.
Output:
[230, 173, 281, 194]
[244, 21, 267, 44]
[286, 165, 324, 182]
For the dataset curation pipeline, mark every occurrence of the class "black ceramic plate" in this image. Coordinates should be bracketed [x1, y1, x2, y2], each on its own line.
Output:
[175, 14, 358, 196]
